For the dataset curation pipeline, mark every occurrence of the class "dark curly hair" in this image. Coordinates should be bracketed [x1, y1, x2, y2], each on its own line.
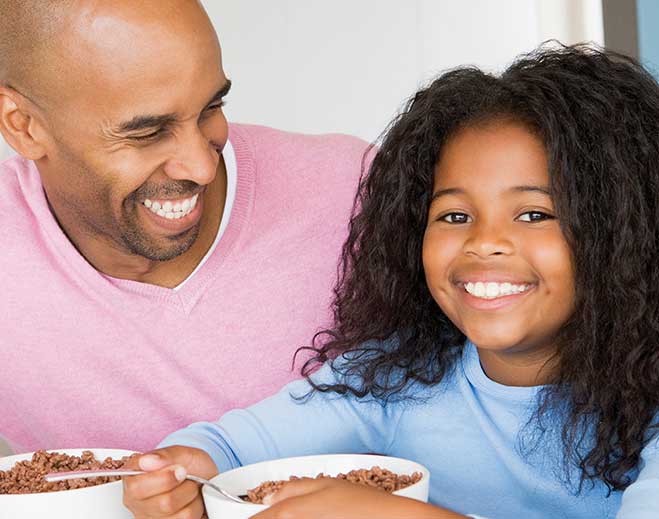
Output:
[298, 43, 659, 493]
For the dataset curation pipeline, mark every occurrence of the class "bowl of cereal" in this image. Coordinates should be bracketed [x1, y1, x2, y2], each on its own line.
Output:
[202, 453, 430, 519]
[0, 448, 136, 519]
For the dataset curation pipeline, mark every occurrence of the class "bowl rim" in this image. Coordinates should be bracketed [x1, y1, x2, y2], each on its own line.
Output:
[203, 453, 430, 510]
[0, 448, 137, 499]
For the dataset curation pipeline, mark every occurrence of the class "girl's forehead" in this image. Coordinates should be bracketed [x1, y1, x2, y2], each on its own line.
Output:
[433, 121, 549, 191]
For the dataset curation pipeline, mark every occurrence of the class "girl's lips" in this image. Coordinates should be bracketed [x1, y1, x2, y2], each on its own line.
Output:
[457, 283, 536, 311]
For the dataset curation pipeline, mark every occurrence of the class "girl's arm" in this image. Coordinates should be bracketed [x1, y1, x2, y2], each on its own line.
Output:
[616, 434, 659, 518]
[251, 478, 471, 519]
[158, 361, 404, 473]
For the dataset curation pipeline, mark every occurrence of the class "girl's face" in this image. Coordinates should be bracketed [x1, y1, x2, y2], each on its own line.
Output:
[423, 121, 575, 380]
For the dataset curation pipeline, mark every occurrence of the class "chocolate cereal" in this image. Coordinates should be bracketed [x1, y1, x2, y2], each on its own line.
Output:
[0, 450, 133, 495]
[245, 466, 423, 504]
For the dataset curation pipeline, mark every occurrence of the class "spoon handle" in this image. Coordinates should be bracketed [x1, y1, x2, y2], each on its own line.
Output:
[44, 469, 145, 481]
[44, 469, 247, 505]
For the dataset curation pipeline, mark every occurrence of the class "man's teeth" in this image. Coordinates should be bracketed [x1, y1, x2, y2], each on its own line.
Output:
[143, 194, 198, 219]
[464, 281, 531, 299]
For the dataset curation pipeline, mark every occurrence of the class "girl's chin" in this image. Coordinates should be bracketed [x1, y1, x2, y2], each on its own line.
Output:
[461, 331, 528, 352]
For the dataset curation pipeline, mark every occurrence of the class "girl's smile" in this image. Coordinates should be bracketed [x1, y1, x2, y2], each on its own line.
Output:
[423, 119, 575, 385]
[455, 274, 537, 311]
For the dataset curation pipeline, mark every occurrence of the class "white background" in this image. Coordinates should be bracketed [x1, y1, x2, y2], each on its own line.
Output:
[0, 0, 603, 160]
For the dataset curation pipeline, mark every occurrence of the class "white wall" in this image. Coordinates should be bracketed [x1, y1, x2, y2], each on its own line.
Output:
[0, 0, 603, 161]
[206, 0, 602, 143]
[0, 138, 10, 161]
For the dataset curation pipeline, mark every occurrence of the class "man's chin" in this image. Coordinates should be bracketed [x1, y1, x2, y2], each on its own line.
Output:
[124, 227, 200, 262]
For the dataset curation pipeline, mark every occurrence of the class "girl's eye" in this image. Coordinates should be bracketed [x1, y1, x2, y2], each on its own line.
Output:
[517, 211, 554, 222]
[440, 212, 472, 224]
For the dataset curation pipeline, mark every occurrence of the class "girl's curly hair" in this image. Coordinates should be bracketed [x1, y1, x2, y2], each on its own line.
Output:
[298, 43, 659, 492]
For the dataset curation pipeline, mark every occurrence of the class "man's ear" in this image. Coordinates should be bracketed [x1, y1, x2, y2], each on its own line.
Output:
[0, 86, 47, 160]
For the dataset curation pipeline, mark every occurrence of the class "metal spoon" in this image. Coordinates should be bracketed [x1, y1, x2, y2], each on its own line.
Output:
[44, 468, 247, 504]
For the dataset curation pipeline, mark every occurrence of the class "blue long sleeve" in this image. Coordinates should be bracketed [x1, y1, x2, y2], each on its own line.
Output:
[616, 437, 659, 518]
[159, 362, 404, 473]
[158, 343, 659, 518]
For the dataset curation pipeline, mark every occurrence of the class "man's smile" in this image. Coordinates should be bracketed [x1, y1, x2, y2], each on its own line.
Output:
[143, 193, 199, 220]
[138, 191, 204, 234]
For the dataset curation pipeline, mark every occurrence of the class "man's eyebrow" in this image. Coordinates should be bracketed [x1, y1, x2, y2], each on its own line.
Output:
[205, 79, 232, 107]
[430, 185, 551, 202]
[115, 113, 177, 134]
[112, 79, 232, 134]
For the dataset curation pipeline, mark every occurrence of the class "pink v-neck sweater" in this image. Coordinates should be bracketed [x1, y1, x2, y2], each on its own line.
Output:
[0, 123, 368, 453]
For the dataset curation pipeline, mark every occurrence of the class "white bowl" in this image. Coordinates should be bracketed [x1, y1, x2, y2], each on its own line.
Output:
[0, 448, 135, 519]
[203, 454, 430, 519]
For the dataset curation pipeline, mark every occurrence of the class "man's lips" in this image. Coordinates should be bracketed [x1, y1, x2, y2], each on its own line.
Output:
[138, 192, 203, 233]
[142, 193, 199, 219]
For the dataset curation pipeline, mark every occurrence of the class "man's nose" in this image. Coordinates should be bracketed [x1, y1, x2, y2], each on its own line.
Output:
[463, 220, 514, 258]
[163, 128, 219, 186]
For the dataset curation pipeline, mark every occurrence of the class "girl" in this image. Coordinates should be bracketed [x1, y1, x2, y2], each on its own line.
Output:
[123, 44, 659, 519]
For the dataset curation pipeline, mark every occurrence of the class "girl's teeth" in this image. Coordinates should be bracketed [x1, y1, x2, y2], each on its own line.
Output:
[142, 195, 198, 219]
[464, 281, 530, 299]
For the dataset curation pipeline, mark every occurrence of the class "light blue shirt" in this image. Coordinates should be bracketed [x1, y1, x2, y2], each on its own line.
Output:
[160, 343, 658, 518]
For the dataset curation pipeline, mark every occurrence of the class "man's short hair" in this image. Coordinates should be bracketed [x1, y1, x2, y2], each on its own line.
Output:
[0, 0, 72, 96]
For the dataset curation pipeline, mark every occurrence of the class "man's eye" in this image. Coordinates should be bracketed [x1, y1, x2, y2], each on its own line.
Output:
[517, 211, 554, 222]
[208, 100, 226, 111]
[199, 101, 226, 122]
[204, 100, 226, 114]
[440, 213, 471, 224]
[131, 129, 164, 142]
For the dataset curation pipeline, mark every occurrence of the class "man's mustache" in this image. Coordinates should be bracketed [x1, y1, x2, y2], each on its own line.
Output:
[131, 180, 201, 200]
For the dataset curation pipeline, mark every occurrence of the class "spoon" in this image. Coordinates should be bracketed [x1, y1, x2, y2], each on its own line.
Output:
[44, 468, 247, 504]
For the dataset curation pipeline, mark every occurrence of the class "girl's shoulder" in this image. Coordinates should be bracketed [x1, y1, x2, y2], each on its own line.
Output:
[318, 335, 462, 403]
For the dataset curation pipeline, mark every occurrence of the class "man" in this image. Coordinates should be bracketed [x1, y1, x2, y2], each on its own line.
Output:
[0, 0, 367, 453]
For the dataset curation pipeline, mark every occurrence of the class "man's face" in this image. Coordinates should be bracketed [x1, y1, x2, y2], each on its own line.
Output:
[36, 1, 229, 262]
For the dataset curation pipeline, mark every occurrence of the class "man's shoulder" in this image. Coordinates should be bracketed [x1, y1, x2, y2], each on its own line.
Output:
[229, 123, 372, 170]
[0, 154, 31, 206]
[230, 122, 369, 145]
[0, 155, 41, 239]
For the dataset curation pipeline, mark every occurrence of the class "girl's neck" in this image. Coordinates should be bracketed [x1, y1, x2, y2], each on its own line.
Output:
[476, 344, 558, 387]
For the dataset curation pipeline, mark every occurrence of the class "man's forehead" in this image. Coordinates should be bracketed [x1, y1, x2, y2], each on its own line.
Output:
[45, 1, 223, 124]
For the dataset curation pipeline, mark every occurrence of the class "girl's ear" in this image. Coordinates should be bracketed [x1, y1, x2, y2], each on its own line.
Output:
[0, 86, 47, 160]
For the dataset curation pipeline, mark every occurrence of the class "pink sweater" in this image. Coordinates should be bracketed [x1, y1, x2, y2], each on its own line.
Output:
[0, 123, 367, 453]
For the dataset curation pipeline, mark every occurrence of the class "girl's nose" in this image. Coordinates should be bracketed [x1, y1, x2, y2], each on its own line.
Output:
[163, 128, 219, 186]
[463, 221, 514, 258]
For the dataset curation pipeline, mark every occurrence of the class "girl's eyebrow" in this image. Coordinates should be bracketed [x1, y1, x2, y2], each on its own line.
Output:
[430, 188, 463, 201]
[431, 185, 551, 201]
[510, 185, 551, 195]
